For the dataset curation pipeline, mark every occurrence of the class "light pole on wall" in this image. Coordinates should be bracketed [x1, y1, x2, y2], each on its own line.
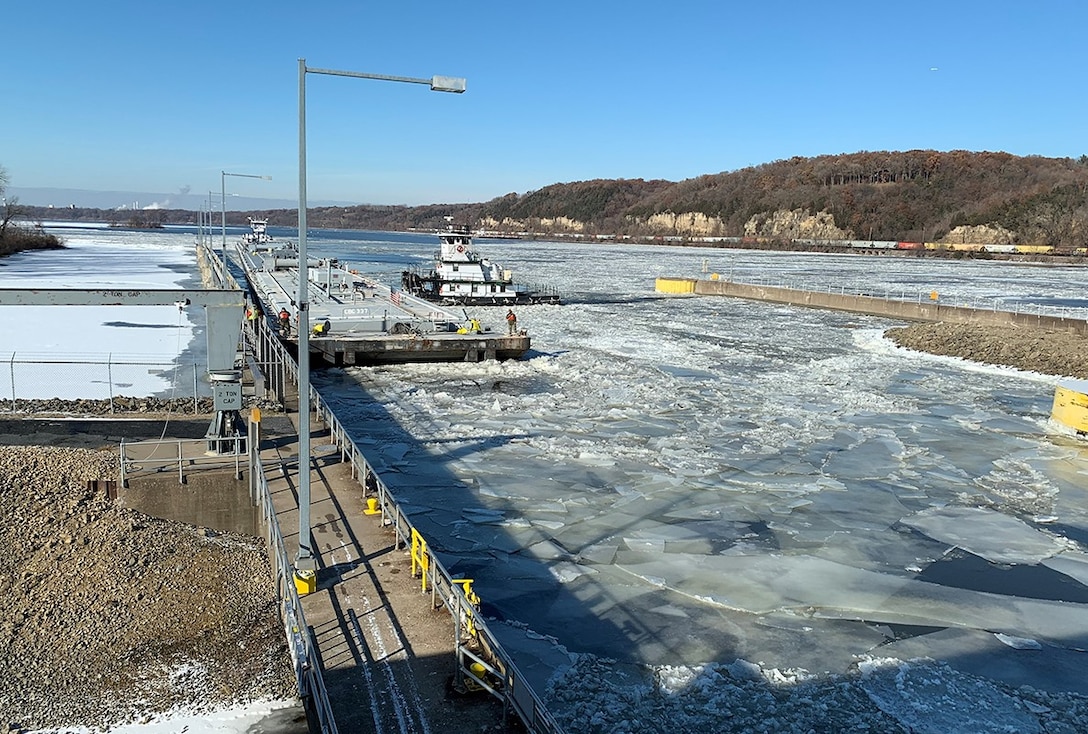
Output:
[221, 171, 271, 282]
[292, 58, 465, 588]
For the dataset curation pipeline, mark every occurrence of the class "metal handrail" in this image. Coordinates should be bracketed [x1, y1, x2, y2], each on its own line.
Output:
[301, 353, 563, 733]
[247, 312, 562, 733]
[733, 274, 1088, 321]
[252, 448, 339, 734]
[119, 436, 246, 487]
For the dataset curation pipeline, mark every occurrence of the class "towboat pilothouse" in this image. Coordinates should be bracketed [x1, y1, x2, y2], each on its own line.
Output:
[240, 218, 273, 246]
[401, 220, 560, 306]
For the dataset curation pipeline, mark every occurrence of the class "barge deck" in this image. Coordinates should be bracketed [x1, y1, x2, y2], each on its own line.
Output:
[234, 239, 529, 365]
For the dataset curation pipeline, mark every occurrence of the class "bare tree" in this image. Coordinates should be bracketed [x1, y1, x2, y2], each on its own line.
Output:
[0, 165, 26, 239]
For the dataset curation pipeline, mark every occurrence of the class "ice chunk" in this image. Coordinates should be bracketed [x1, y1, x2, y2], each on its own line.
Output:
[994, 632, 1041, 650]
[549, 561, 596, 583]
[901, 506, 1066, 564]
[1041, 551, 1088, 587]
[614, 552, 1088, 649]
[859, 658, 1043, 733]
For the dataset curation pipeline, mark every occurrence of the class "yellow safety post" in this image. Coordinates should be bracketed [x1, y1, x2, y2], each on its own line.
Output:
[294, 568, 317, 596]
[453, 578, 481, 637]
[453, 578, 480, 606]
[249, 407, 261, 451]
[930, 291, 939, 301]
[411, 529, 430, 592]
[363, 497, 381, 515]
[463, 661, 490, 692]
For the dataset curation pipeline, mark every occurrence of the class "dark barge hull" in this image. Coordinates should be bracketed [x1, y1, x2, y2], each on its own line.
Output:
[305, 333, 531, 366]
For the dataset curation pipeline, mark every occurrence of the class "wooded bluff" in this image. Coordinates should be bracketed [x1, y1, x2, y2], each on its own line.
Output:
[27, 150, 1088, 249]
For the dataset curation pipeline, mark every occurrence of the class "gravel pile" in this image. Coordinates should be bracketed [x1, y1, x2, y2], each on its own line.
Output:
[885, 322, 1087, 379]
[3, 395, 284, 417]
[0, 445, 294, 732]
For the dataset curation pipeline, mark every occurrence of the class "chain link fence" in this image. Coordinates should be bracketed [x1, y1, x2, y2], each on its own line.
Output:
[1, 352, 211, 409]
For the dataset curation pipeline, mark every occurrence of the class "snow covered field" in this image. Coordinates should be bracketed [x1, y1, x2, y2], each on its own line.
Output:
[0, 224, 205, 399]
[7, 225, 1088, 732]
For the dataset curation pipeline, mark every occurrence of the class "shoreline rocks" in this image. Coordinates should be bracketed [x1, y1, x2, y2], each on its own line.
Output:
[884, 322, 1086, 380]
[0, 445, 295, 731]
[1, 395, 283, 417]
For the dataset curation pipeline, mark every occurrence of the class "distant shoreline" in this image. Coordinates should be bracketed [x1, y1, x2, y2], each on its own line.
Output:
[26, 215, 1087, 264]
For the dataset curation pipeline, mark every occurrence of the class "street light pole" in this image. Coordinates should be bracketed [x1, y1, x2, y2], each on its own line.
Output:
[221, 171, 271, 284]
[292, 58, 465, 585]
[207, 192, 218, 249]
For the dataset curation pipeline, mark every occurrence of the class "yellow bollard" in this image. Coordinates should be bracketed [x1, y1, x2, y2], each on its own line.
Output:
[364, 497, 381, 515]
[294, 569, 316, 596]
[249, 407, 262, 451]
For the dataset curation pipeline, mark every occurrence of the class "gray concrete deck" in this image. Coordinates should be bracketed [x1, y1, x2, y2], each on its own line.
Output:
[255, 407, 512, 733]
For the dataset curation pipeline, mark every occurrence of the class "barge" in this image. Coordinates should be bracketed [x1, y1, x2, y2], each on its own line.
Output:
[233, 227, 530, 365]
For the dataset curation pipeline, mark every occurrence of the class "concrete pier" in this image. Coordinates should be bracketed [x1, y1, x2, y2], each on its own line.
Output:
[657, 277, 1088, 335]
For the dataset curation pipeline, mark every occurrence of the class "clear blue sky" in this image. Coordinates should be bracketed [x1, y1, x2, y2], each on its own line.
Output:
[3, 0, 1085, 207]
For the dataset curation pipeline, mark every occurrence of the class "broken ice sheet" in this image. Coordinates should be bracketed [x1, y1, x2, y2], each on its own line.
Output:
[901, 505, 1067, 564]
[614, 551, 1088, 649]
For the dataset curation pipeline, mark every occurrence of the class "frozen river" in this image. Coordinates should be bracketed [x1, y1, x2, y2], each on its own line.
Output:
[307, 230, 1088, 733]
[9, 224, 1088, 732]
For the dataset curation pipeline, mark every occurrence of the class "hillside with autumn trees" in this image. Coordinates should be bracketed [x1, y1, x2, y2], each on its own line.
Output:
[28, 150, 1088, 248]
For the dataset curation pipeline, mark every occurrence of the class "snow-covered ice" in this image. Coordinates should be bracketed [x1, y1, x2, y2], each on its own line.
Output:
[3, 225, 296, 734]
[0, 224, 206, 399]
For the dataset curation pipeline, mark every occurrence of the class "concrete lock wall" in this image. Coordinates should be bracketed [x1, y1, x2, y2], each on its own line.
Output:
[655, 277, 1088, 336]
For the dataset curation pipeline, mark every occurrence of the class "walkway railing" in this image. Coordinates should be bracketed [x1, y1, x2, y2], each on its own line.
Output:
[308, 383, 563, 733]
[733, 274, 1088, 321]
[249, 434, 339, 734]
[119, 436, 245, 487]
[247, 303, 563, 734]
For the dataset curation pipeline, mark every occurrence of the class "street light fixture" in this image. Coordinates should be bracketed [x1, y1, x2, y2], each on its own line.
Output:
[221, 171, 271, 283]
[293, 58, 465, 584]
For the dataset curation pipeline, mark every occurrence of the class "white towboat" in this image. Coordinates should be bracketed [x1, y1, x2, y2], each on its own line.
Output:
[401, 221, 560, 306]
[240, 217, 273, 245]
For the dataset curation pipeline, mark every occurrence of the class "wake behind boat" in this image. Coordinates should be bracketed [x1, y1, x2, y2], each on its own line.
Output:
[401, 220, 560, 306]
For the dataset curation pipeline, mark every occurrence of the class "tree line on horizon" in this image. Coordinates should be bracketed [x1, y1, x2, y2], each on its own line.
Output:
[18, 150, 1088, 249]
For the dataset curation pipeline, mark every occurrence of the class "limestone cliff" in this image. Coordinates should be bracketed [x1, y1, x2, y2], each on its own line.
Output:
[478, 215, 586, 233]
[743, 209, 851, 240]
[634, 211, 727, 237]
[938, 224, 1016, 245]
